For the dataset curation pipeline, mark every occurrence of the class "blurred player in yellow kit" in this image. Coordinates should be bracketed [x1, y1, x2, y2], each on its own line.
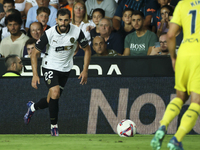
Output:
[151, 0, 200, 150]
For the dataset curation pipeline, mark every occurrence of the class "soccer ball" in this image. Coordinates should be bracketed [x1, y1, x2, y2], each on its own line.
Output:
[117, 119, 137, 137]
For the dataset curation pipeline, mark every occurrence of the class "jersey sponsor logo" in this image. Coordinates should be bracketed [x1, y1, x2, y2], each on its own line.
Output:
[130, 43, 145, 51]
[65, 45, 74, 50]
[147, 8, 156, 13]
[70, 37, 75, 43]
[55, 46, 65, 51]
[55, 45, 74, 51]
[182, 38, 199, 43]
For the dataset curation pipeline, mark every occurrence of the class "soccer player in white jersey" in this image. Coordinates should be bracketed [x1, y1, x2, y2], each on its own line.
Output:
[23, 8, 91, 136]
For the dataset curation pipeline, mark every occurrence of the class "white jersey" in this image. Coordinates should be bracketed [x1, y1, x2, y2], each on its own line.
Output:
[35, 24, 88, 72]
[26, 0, 58, 6]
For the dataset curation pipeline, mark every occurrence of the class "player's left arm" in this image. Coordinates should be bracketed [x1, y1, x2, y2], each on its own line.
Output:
[77, 30, 91, 85]
[79, 45, 91, 85]
[167, 23, 180, 71]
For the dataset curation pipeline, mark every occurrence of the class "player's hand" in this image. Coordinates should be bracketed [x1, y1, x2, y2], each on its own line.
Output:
[78, 70, 88, 85]
[31, 75, 40, 89]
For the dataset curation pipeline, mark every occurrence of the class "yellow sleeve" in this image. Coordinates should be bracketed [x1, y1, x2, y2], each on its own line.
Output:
[170, 1, 183, 26]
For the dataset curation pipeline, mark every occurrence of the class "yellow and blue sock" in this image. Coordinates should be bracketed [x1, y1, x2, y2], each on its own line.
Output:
[175, 103, 200, 142]
[160, 97, 183, 130]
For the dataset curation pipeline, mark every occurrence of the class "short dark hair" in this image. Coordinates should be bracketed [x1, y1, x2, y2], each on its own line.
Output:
[57, 8, 71, 18]
[122, 8, 134, 16]
[25, 38, 37, 47]
[92, 8, 105, 18]
[5, 14, 22, 25]
[3, 0, 15, 6]
[6, 9, 21, 17]
[5, 54, 18, 69]
[132, 10, 145, 19]
[37, 7, 51, 16]
[161, 5, 174, 16]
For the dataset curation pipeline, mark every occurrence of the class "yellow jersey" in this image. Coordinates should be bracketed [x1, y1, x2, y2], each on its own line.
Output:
[171, 0, 200, 56]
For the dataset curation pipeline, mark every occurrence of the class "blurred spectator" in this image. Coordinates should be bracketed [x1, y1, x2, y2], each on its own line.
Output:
[151, 0, 171, 33]
[25, 0, 58, 15]
[24, 38, 37, 58]
[0, 0, 15, 27]
[27, 22, 44, 40]
[36, 6, 51, 31]
[98, 18, 124, 54]
[92, 36, 119, 56]
[25, 0, 57, 31]
[24, 22, 46, 57]
[71, 0, 92, 56]
[90, 8, 104, 43]
[144, 0, 160, 30]
[123, 11, 157, 56]
[112, 0, 148, 31]
[24, 38, 45, 58]
[0, 3, 3, 13]
[149, 33, 169, 55]
[2, 54, 23, 77]
[0, 8, 26, 41]
[156, 5, 173, 37]
[0, 14, 29, 57]
[60, 0, 75, 18]
[117, 8, 135, 41]
[85, 0, 117, 19]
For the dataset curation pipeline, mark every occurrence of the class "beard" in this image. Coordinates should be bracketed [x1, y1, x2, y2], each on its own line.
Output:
[58, 24, 69, 33]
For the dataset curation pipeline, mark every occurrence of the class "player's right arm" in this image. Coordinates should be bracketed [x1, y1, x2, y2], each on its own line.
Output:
[167, 1, 182, 71]
[31, 48, 41, 89]
[31, 32, 49, 89]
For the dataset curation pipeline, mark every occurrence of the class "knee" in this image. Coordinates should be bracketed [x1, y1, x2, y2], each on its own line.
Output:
[50, 87, 60, 99]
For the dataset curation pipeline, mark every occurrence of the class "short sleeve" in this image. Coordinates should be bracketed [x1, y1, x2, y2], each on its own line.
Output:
[77, 30, 89, 48]
[124, 35, 130, 49]
[35, 32, 48, 51]
[149, 32, 158, 47]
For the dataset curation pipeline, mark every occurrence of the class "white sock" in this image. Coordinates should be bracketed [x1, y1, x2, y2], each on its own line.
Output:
[30, 104, 35, 112]
[51, 124, 58, 129]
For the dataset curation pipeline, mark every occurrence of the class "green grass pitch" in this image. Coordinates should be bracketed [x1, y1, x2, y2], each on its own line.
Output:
[0, 134, 200, 150]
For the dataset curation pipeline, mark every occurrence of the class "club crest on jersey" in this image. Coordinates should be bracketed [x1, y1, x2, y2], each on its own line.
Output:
[70, 37, 75, 43]
[47, 79, 51, 85]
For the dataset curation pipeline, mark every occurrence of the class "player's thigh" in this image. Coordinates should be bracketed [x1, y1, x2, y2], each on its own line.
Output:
[42, 67, 60, 90]
[174, 56, 188, 93]
[187, 56, 200, 95]
[58, 71, 70, 89]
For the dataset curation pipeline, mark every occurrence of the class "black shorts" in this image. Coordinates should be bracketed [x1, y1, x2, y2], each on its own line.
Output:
[42, 67, 70, 90]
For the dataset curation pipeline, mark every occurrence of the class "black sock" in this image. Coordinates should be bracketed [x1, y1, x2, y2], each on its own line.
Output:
[49, 98, 59, 125]
[34, 97, 49, 110]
